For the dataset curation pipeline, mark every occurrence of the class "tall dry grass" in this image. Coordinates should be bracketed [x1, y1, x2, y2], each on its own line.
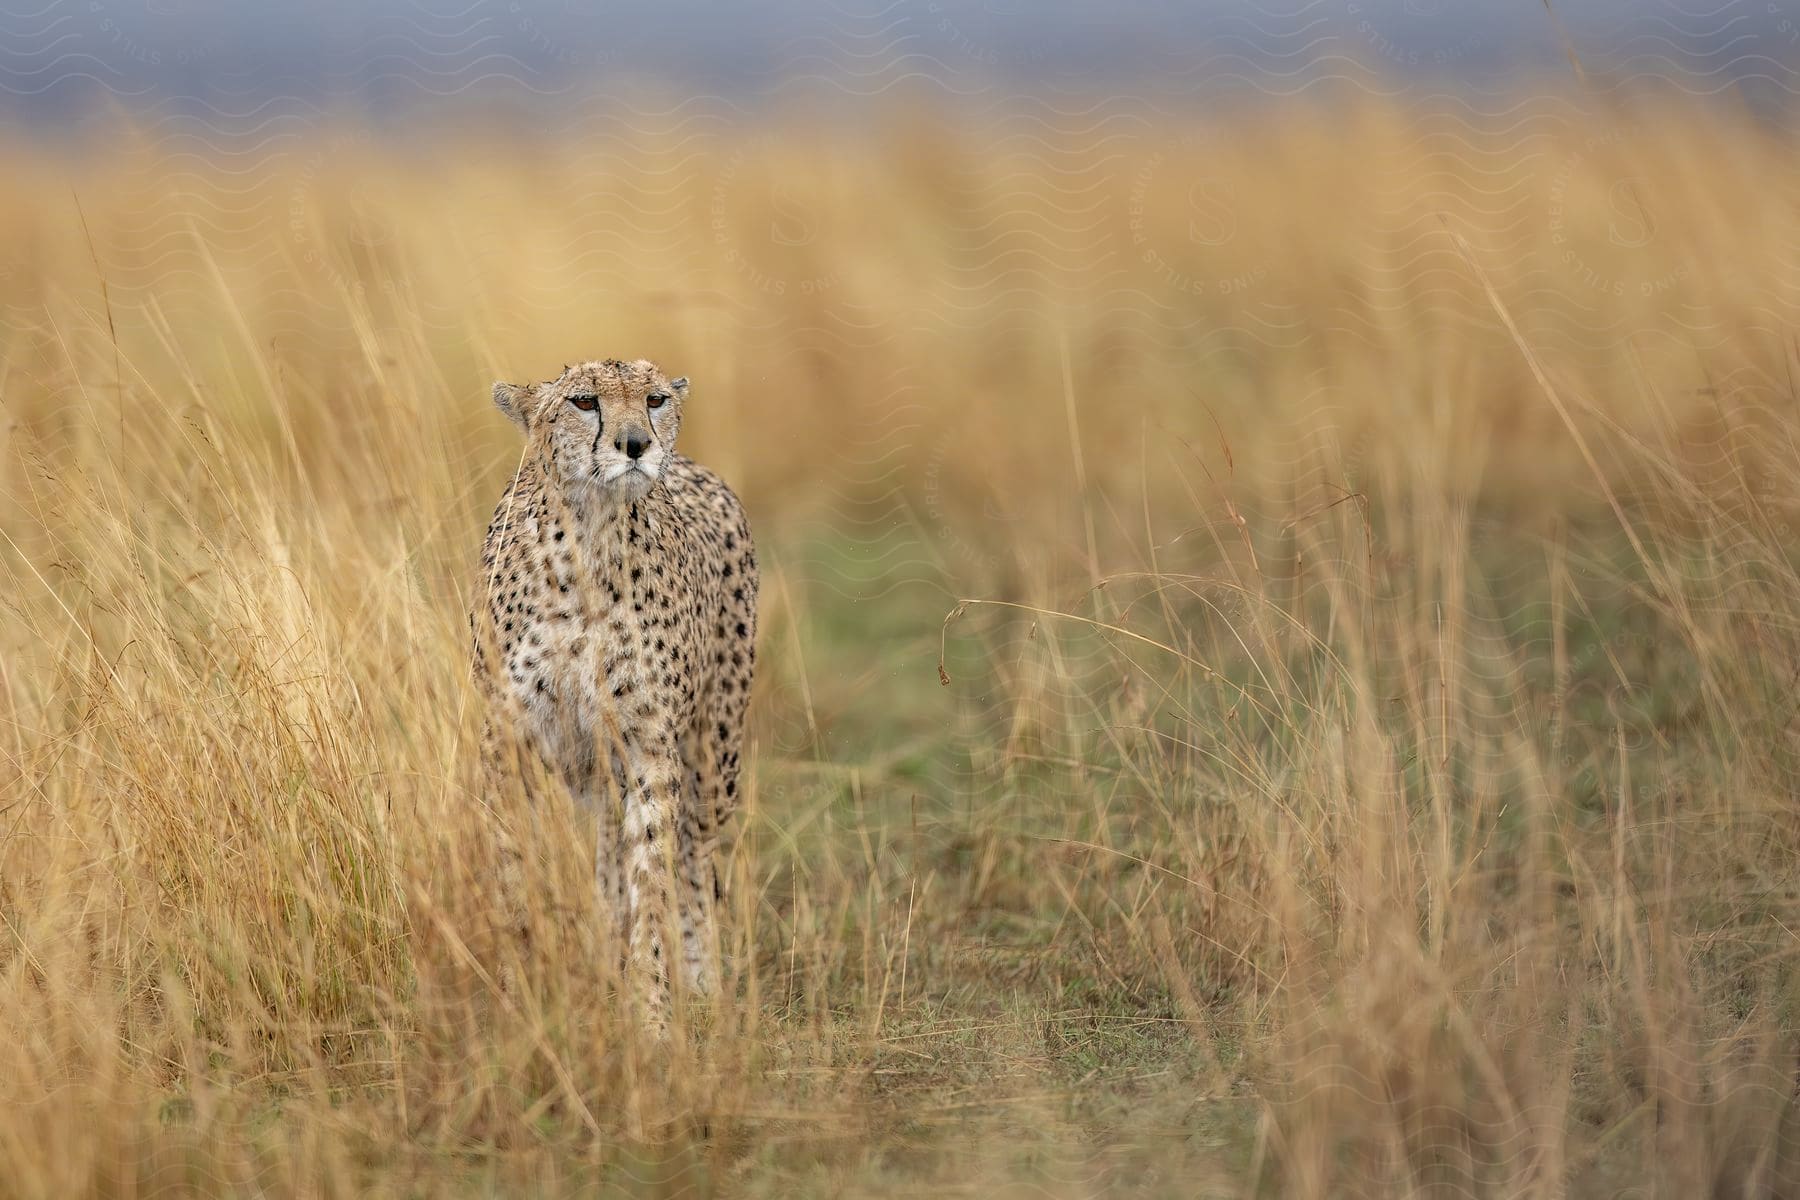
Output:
[3, 93, 1800, 1195]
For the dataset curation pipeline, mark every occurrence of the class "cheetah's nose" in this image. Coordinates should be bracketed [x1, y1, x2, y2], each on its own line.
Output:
[617, 428, 651, 461]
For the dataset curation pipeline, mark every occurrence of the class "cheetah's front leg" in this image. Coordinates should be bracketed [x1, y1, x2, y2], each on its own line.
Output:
[677, 736, 718, 997]
[621, 737, 683, 1031]
[677, 652, 752, 996]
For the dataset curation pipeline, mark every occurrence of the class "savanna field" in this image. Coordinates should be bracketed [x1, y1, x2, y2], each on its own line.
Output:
[4, 92, 1800, 1196]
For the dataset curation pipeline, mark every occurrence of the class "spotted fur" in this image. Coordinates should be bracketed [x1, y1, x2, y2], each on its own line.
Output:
[472, 358, 757, 1024]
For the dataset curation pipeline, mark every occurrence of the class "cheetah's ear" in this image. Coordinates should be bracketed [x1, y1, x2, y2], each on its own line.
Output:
[492, 381, 532, 430]
[670, 376, 688, 397]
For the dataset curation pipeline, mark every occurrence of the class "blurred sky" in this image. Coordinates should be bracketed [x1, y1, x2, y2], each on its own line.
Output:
[3, 0, 1797, 130]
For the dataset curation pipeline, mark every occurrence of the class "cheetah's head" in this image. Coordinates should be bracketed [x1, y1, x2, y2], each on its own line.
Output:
[493, 358, 688, 501]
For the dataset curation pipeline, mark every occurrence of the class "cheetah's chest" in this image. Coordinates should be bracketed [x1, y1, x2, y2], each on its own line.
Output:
[502, 531, 706, 767]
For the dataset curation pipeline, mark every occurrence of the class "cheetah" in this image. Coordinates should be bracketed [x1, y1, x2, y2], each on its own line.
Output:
[472, 358, 757, 1022]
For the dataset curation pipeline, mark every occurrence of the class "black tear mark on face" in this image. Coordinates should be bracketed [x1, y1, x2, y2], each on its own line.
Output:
[585, 402, 605, 461]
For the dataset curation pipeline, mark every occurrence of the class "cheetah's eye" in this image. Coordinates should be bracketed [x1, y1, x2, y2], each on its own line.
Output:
[646, 393, 668, 410]
[568, 394, 599, 412]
